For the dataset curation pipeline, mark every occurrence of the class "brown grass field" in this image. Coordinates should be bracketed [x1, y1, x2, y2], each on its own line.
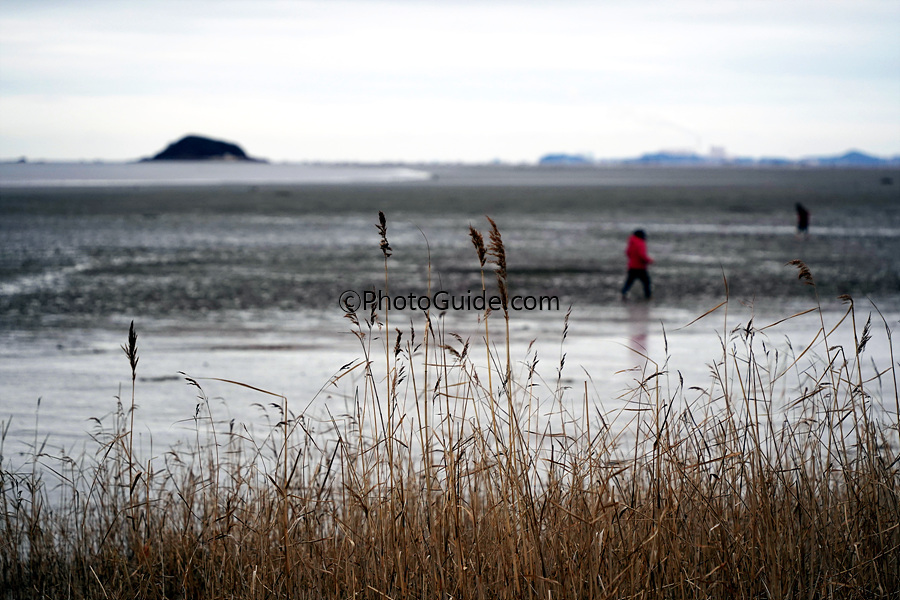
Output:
[2, 214, 899, 599]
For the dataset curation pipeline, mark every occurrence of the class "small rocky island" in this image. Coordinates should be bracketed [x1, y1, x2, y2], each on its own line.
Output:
[144, 135, 263, 162]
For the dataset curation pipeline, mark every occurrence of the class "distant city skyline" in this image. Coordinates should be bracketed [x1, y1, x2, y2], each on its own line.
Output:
[1, 0, 899, 163]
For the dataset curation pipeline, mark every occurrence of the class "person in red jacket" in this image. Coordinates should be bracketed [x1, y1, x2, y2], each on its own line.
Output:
[621, 229, 653, 300]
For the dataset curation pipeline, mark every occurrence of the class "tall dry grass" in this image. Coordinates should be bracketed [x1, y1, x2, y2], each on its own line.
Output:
[2, 214, 898, 599]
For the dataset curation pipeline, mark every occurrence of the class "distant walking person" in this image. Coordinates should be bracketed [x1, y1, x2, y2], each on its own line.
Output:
[621, 229, 653, 300]
[796, 203, 810, 237]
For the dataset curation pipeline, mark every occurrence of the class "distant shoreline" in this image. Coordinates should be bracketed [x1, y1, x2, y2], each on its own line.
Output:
[2, 161, 898, 189]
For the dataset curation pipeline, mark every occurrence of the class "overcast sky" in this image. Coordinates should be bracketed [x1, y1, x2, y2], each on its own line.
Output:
[1, 0, 898, 163]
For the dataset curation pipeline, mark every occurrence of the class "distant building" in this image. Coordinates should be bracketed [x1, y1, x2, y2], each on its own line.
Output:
[709, 146, 727, 161]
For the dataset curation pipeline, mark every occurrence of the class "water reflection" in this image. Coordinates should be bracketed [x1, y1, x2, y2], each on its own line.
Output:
[625, 301, 650, 358]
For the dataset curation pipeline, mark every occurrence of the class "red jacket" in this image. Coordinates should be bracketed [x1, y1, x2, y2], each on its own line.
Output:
[626, 235, 653, 270]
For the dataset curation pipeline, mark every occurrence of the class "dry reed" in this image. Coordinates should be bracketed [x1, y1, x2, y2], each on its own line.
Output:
[1, 219, 898, 599]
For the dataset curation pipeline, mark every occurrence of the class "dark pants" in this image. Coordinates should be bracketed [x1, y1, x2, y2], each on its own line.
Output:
[622, 269, 651, 299]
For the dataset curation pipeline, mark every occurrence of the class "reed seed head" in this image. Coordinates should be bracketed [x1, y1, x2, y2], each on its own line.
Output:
[469, 225, 486, 267]
[486, 216, 508, 311]
[858, 315, 872, 354]
[394, 328, 403, 358]
[122, 320, 139, 380]
[376, 211, 392, 258]
[787, 259, 814, 286]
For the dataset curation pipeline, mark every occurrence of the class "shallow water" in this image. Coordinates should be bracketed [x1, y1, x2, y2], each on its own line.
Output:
[1, 164, 898, 462]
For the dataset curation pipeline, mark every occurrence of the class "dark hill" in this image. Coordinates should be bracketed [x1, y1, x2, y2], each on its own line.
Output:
[147, 135, 262, 161]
